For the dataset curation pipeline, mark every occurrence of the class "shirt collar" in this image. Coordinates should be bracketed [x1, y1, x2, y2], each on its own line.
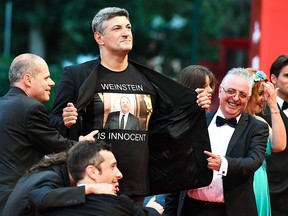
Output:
[215, 108, 241, 123]
[277, 96, 284, 108]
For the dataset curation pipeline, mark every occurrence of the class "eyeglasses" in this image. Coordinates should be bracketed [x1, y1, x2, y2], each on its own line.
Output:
[221, 87, 249, 100]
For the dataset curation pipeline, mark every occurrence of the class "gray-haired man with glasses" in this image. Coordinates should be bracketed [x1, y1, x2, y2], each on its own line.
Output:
[164, 67, 268, 216]
[221, 86, 249, 100]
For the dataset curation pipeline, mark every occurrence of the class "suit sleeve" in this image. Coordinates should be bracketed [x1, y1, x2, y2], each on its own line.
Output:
[28, 173, 85, 209]
[104, 114, 112, 129]
[49, 67, 78, 137]
[26, 103, 74, 154]
[226, 120, 269, 176]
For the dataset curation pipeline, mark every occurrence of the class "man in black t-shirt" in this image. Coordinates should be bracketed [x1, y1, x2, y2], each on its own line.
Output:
[49, 7, 213, 204]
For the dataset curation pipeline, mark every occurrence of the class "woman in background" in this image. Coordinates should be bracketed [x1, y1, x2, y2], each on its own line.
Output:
[177, 65, 216, 112]
[245, 68, 286, 216]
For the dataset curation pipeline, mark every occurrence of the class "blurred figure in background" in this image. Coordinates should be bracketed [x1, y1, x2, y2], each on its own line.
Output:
[258, 54, 288, 216]
[177, 65, 216, 112]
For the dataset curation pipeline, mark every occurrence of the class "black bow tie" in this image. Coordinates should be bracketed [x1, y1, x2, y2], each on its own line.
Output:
[282, 101, 288, 110]
[216, 116, 237, 128]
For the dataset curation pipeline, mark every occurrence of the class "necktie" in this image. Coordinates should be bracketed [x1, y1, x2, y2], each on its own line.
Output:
[120, 114, 125, 129]
[216, 116, 237, 128]
[282, 101, 288, 110]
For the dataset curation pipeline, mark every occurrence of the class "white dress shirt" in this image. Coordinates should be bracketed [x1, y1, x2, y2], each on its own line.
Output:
[187, 108, 240, 203]
[277, 96, 288, 117]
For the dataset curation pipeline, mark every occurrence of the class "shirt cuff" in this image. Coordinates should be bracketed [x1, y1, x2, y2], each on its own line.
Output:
[218, 156, 228, 176]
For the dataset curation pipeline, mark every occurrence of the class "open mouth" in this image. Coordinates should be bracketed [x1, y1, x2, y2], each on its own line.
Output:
[227, 101, 239, 107]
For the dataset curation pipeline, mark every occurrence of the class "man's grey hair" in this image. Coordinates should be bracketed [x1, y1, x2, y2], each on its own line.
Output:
[220, 67, 254, 96]
[9, 53, 42, 86]
[91, 7, 130, 34]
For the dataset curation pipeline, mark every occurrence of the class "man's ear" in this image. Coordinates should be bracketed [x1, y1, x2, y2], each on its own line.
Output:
[23, 74, 32, 86]
[94, 32, 104, 45]
[218, 86, 222, 99]
[86, 165, 99, 182]
[270, 74, 277, 85]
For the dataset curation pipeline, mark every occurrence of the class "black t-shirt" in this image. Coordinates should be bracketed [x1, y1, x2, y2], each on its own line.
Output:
[82, 64, 157, 195]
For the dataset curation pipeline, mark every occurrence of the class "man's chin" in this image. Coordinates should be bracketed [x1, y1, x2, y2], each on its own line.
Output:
[44, 96, 50, 102]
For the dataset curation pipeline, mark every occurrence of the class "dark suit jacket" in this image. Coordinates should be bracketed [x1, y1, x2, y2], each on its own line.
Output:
[50, 58, 213, 194]
[0, 87, 74, 213]
[164, 111, 268, 216]
[104, 111, 140, 130]
[259, 107, 288, 216]
[3, 165, 85, 216]
[36, 194, 159, 216]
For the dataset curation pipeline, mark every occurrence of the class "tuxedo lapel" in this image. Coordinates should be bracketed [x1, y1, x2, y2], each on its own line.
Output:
[226, 113, 248, 155]
[280, 109, 288, 122]
[76, 62, 100, 112]
[206, 112, 216, 125]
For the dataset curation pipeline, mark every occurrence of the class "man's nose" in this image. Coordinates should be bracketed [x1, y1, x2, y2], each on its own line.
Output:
[232, 94, 240, 100]
[49, 78, 55, 87]
[117, 169, 123, 179]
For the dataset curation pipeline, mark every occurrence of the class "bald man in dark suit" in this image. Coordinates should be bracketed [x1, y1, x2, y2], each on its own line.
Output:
[0, 54, 95, 213]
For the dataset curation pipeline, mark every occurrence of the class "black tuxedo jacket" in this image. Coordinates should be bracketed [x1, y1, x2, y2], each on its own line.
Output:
[164, 111, 268, 216]
[50, 58, 213, 194]
[104, 111, 140, 130]
[3, 165, 85, 216]
[36, 194, 159, 216]
[0, 88, 74, 213]
[259, 107, 288, 215]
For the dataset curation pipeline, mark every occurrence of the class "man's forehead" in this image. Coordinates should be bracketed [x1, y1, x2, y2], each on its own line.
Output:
[105, 16, 130, 26]
[225, 76, 249, 85]
[280, 66, 288, 75]
[225, 77, 250, 90]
